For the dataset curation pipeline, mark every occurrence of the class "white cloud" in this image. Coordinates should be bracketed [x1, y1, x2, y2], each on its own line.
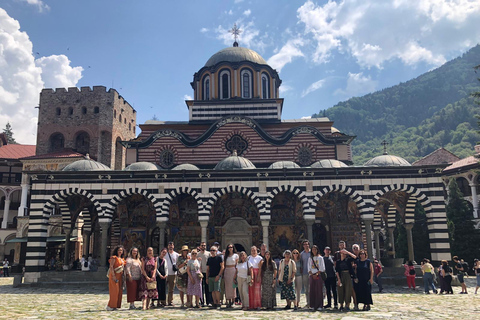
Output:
[0, 8, 82, 144]
[267, 38, 304, 72]
[200, 27, 208, 33]
[215, 20, 267, 52]
[296, 0, 480, 68]
[301, 79, 326, 97]
[20, 0, 50, 12]
[334, 72, 377, 98]
[234, 0, 244, 3]
[279, 84, 293, 95]
[301, 116, 312, 119]
[243, 9, 251, 17]
[184, 94, 193, 101]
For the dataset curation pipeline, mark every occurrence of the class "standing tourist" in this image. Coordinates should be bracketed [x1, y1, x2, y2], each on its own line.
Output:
[126, 247, 142, 310]
[260, 251, 277, 310]
[140, 247, 158, 310]
[403, 261, 416, 290]
[224, 243, 239, 308]
[198, 242, 212, 306]
[308, 245, 325, 311]
[354, 250, 373, 311]
[292, 249, 303, 309]
[373, 259, 383, 293]
[335, 243, 355, 311]
[248, 245, 263, 310]
[153, 247, 168, 308]
[421, 258, 437, 294]
[474, 259, 480, 294]
[260, 243, 267, 259]
[278, 250, 296, 310]
[351, 244, 361, 311]
[186, 249, 202, 308]
[166, 242, 179, 306]
[453, 256, 468, 294]
[300, 239, 311, 307]
[440, 260, 453, 294]
[2, 258, 9, 277]
[106, 245, 126, 311]
[235, 251, 250, 311]
[176, 246, 190, 307]
[323, 246, 338, 309]
[207, 245, 224, 309]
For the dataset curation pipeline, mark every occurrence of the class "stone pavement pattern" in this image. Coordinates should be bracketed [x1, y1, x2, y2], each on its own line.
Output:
[0, 277, 478, 320]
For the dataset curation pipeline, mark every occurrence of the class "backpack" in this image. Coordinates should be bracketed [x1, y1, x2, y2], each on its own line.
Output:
[84, 261, 88, 268]
[409, 267, 416, 275]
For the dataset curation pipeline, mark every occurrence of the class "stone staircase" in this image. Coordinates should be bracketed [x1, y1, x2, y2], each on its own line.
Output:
[27, 270, 109, 287]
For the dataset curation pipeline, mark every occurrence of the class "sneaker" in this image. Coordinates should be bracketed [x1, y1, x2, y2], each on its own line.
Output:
[106, 306, 115, 311]
[284, 305, 291, 310]
[317, 307, 323, 311]
[324, 304, 331, 308]
[129, 305, 136, 310]
[294, 306, 298, 310]
[334, 305, 338, 310]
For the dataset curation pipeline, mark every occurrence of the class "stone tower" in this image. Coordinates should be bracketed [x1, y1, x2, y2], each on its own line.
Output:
[36, 86, 136, 169]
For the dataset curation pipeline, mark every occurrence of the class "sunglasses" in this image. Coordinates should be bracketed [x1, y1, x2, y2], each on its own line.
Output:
[210, 250, 216, 252]
[292, 252, 299, 254]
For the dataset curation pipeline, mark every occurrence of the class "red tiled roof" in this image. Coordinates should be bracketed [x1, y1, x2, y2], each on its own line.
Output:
[444, 155, 480, 171]
[21, 149, 86, 160]
[412, 148, 460, 166]
[0, 144, 36, 159]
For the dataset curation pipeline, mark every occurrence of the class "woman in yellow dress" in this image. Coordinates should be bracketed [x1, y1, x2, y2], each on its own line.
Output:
[106, 245, 126, 311]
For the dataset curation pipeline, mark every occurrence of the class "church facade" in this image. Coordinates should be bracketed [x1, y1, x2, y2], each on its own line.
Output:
[20, 44, 452, 282]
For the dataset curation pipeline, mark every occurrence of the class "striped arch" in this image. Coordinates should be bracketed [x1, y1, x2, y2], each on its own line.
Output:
[204, 185, 262, 214]
[386, 205, 397, 228]
[104, 188, 162, 220]
[160, 187, 203, 219]
[265, 185, 309, 215]
[311, 184, 368, 214]
[372, 184, 431, 214]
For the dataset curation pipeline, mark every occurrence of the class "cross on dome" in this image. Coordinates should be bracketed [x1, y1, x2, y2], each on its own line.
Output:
[229, 23, 242, 47]
[381, 140, 389, 155]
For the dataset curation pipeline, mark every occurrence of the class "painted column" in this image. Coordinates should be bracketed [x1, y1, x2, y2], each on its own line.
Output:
[1, 199, 11, 229]
[261, 220, 269, 249]
[18, 183, 29, 217]
[157, 221, 166, 250]
[199, 221, 208, 244]
[374, 230, 381, 261]
[470, 182, 479, 219]
[405, 224, 415, 262]
[388, 227, 396, 258]
[305, 219, 314, 245]
[99, 221, 110, 267]
[63, 228, 71, 268]
[363, 219, 374, 259]
[83, 232, 91, 257]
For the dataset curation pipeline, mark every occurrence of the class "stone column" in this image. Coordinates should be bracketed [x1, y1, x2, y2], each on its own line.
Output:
[405, 223, 415, 262]
[305, 219, 315, 245]
[63, 228, 72, 268]
[388, 227, 396, 258]
[83, 232, 91, 257]
[470, 183, 479, 219]
[99, 221, 110, 267]
[1, 199, 11, 229]
[374, 230, 381, 261]
[18, 184, 29, 217]
[261, 220, 269, 249]
[363, 219, 374, 259]
[199, 221, 208, 244]
[156, 221, 166, 250]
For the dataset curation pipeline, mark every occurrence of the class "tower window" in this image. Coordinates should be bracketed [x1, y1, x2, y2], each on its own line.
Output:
[82, 107, 87, 114]
[49, 133, 65, 152]
[203, 78, 210, 100]
[262, 73, 270, 99]
[219, 70, 231, 99]
[94, 107, 99, 114]
[56, 108, 61, 116]
[69, 107, 73, 115]
[114, 109, 117, 118]
[241, 69, 252, 98]
[119, 114, 122, 122]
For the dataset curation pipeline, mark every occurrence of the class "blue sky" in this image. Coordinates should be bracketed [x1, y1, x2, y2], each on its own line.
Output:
[1, 0, 480, 144]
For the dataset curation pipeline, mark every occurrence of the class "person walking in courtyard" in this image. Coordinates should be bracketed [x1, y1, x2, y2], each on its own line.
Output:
[440, 260, 453, 294]
[354, 250, 373, 311]
[166, 241, 179, 306]
[235, 251, 250, 310]
[126, 247, 142, 309]
[403, 260, 416, 290]
[207, 245, 224, 309]
[153, 247, 168, 308]
[421, 258, 437, 294]
[248, 245, 263, 310]
[260, 250, 277, 310]
[198, 242, 212, 306]
[373, 259, 383, 293]
[3, 258, 9, 277]
[140, 247, 158, 310]
[176, 245, 190, 307]
[278, 250, 296, 310]
[223, 243, 238, 308]
[292, 249, 303, 309]
[308, 245, 325, 311]
[186, 249, 202, 308]
[453, 256, 468, 294]
[323, 246, 338, 309]
[106, 245, 126, 311]
[300, 239, 311, 307]
[474, 259, 480, 294]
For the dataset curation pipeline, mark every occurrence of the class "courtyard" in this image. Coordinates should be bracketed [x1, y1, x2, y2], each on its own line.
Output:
[0, 277, 478, 320]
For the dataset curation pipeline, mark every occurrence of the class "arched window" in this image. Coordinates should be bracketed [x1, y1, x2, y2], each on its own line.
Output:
[82, 107, 87, 114]
[241, 69, 252, 98]
[75, 132, 90, 155]
[219, 70, 231, 99]
[119, 114, 122, 122]
[114, 109, 117, 118]
[203, 76, 210, 100]
[128, 123, 131, 131]
[49, 133, 65, 152]
[56, 108, 61, 116]
[94, 107, 99, 114]
[262, 73, 270, 99]
[68, 107, 74, 115]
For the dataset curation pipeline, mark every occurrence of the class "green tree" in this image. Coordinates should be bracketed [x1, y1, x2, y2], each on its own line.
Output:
[412, 203, 431, 262]
[2, 122, 17, 144]
[446, 179, 480, 264]
[473, 64, 480, 134]
[393, 214, 408, 261]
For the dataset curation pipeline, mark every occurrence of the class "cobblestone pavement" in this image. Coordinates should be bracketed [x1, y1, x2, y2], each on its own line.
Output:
[0, 277, 478, 320]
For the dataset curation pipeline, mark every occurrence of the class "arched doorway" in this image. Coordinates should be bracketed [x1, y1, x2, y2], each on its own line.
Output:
[222, 217, 252, 251]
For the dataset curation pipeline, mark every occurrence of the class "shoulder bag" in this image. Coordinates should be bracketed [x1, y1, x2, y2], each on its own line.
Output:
[168, 252, 179, 272]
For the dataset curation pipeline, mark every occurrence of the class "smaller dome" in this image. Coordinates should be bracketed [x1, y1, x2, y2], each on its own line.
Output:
[214, 151, 256, 170]
[62, 154, 111, 171]
[124, 162, 161, 171]
[172, 163, 200, 170]
[364, 154, 411, 167]
[268, 161, 300, 169]
[311, 159, 348, 168]
[205, 46, 268, 67]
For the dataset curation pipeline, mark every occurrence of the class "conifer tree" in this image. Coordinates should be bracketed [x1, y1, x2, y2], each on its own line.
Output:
[446, 179, 480, 264]
[2, 122, 17, 144]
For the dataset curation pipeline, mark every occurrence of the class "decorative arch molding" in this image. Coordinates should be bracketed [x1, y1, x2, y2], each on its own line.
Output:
[161, 187, 203, 218]
[204, 185, 263, 214]
[372, 184, 431, 213]
[0, 186, 22, 200]
[104, 188, 162, 220]
[265, 185, 309, 214]
[312, 184, 368, 214]
[3, 232, 17, 244]
[43, 188, 103, 219]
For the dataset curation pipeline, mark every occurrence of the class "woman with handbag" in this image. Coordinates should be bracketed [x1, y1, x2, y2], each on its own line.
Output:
[176, 245, 190, 308]
[403, 260, 416, 290]
[140, 247, 158, 310]
[260, 251, 277, 310]
[278, 250, 297, 310]
[354, 250, 373, 311]
[308, 245, 325, 311]
[186, 249, 203, 308]
[153, 248, 168, 308]
[106, 245, 126, 311]
[235, 251, 250, 311]
[126, 247, 142, 310]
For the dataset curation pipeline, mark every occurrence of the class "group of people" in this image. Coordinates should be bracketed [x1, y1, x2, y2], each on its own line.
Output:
[106, 239, 376, 312]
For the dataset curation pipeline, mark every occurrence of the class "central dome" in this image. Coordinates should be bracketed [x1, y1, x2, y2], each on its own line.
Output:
[205, 46, 268, 67]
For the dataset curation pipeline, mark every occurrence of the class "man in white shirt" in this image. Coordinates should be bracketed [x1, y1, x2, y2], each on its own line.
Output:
[166, 241, 179, 306]
[300, 239, 311, 307]
[198, 242, 212, 306]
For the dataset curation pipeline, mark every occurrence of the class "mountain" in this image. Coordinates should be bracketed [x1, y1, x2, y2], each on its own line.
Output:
[315, 45, 480, 165]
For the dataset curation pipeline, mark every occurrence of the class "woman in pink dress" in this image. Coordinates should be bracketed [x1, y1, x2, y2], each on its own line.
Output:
[186, 249, 203, 308]
[248, 246, 263, 310]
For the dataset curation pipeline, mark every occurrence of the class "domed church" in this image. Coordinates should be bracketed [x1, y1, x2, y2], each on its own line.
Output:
[16, 38, 452, 282]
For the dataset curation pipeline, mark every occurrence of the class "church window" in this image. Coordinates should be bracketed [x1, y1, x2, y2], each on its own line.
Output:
[56, 108, 61, 116]
[94, 107, 99, 114]
[203, 76, 210, 100]
[69, 107, 74, 115]
[225, 135, 248, 155]
[119, 114, 122, 122]
[75, 132, 90, 155]
[241, 69, 252, 98]
[82, 107, 87, 114]
[219, 70, 231, 99]
[297, 146, 313, 166]
[49, 133, 65, 152]
[262, 73, 270, 99]
[158, 149, 175, 168]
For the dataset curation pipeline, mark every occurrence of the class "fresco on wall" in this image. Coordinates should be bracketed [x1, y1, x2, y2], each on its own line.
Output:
[211, 192, 259, 226]
[168, 194, 200, 248]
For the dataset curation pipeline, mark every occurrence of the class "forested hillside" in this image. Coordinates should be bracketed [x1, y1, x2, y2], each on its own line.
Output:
[315, 45, 480, 165]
